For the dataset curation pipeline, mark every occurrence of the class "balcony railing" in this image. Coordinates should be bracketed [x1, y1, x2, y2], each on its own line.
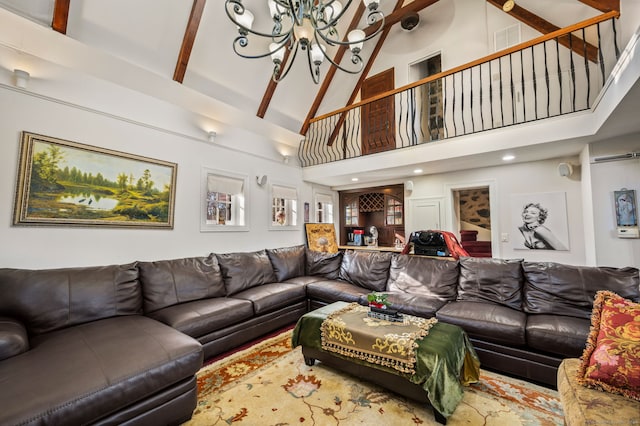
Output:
[298, 11, 621, 167]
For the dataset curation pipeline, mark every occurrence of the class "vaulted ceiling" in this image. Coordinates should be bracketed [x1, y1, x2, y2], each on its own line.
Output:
[0, 0, 628, 149]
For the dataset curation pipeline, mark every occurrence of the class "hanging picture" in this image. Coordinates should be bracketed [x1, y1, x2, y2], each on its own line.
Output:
[510, 192, 570, 250]
[613, 189, 637, 226]
[305, 223, 338, 253]
[13, 132, 177, 228]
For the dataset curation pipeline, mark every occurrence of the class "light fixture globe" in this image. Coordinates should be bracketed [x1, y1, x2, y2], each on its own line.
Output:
[225, 0, 385, 84]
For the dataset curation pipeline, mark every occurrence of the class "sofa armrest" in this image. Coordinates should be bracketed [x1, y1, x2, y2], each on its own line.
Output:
[0, 317, 29, 361]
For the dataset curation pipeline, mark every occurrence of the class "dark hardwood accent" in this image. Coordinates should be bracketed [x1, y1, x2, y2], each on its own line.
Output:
[309, 11, 618, 126]
[301, 0, 440, 136]
[52, 0, 70, 34]
[361, 68, 395, 155]
[173, 0, 207, 83]
[487, 0, 599, 62]
[577, 0, 619, 12]
[339, 184, 404, 247]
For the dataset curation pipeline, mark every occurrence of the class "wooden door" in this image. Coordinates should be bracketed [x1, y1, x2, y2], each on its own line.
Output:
[361, 68, 395, 155]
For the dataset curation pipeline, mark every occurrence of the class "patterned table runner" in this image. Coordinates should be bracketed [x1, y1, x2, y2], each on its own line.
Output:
[320, 302, 438, 374]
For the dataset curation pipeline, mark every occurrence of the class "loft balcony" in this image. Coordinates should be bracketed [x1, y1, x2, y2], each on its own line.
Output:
[298, 12, 624, 178]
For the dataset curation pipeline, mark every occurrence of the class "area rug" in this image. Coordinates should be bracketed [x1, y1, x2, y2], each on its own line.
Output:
[183, 330, 564, 425]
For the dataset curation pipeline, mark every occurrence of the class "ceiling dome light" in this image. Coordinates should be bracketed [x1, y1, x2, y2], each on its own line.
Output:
[502, 0, 515, 12]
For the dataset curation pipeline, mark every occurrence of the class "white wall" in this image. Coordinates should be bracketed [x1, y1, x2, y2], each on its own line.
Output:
[405, 157, 588, 265]
[588, 134, 640, 267]
[0, 86, 328, 269]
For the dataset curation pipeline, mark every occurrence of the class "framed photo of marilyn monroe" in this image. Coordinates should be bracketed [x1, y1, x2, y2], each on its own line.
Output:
[510, 192, 570, 251]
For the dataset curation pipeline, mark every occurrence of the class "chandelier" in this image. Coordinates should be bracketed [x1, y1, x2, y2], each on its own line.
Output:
[225, 1, 385, 84]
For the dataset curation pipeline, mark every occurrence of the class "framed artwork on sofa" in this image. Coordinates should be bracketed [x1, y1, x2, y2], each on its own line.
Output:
[13, 131, 177, 228]
[305, 223, 338, 253]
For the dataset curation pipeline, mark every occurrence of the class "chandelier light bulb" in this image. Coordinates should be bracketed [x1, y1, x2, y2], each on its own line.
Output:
[311, 43, 325, 65]
[325, 1, 343, 21]
[234, 9, 254, 30]
[270, 43, 284, 63]
[347, 29, 365, 53]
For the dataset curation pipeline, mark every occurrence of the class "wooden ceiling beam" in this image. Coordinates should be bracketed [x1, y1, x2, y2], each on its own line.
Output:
[298, 3, 366, 134]
[487, 0, 598, 63]
[257, 48, 293, 118]
[300, 0, 441, 135]
[577, 0, 619, 13]
[173, 0, 207, 83]
[52, 0, 70, 34]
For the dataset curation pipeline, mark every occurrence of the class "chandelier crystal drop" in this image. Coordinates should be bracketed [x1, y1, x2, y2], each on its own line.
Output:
[225, 0, 385, 84]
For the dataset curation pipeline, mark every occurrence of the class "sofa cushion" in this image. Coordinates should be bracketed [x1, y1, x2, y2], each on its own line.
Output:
[577, 291, 640, 401]
[386, 254, 458, 301]
[523, 262, 639, 318]
[306, 279, 371, 304]
[436, 301, 527, 346]
[305, 249, 343, 279]
[266, 245, 306, 282]
[232, 282, 307, 315]
[215, 250, 277, 296]
[457, 257, 523, 310]
[0, 317, 29, 361]
[139, 255, 225, 313]
[339, 250, 392, 292]
[146, 297, 254, 338]
[0, 263, 141, 336]
[0, 316, 202, 426]
[526, 314, 590, 358]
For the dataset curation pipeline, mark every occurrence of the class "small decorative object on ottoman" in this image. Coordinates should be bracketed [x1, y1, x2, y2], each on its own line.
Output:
[367, 292, 403, 322]
[557, 290, 640, 426]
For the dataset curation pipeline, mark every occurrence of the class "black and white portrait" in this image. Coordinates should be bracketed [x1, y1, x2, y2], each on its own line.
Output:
[511, 192, 570, 251]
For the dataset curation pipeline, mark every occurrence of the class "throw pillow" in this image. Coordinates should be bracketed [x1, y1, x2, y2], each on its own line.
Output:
[457, 257, 524, 310]
[305, 249, 343, 280]
[576, 290, 640, 401]
[266, 245, 306, 282]
[338, 250, 392, 292]
[216, 250, 277, 296]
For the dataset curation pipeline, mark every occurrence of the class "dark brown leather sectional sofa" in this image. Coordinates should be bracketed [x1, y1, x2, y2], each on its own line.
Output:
[1, 245, 638, 425]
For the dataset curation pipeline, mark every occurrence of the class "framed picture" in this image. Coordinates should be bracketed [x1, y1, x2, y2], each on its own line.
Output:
[305, 223, 339, 253]
[13, 132, 177, 228]
[614, 189, 637, 226]
[510, 192, 570, 251]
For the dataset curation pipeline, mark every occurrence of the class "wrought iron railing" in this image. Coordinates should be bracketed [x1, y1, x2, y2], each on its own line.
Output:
[298, 12, 620, 167]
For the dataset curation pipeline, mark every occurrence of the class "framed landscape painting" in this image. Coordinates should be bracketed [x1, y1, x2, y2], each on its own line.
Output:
[13, 132, 177, 228]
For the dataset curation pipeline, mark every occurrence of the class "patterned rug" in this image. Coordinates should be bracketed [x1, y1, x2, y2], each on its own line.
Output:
[183, 329, 564, 425]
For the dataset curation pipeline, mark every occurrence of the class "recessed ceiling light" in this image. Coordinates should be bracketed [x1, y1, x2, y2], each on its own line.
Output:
[351, 177, 359, 182]
[413, 169, 423, 174]
[502, 154, 515, 161]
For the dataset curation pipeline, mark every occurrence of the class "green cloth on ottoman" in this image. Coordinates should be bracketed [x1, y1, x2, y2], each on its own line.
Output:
[292, 301, 480, 419]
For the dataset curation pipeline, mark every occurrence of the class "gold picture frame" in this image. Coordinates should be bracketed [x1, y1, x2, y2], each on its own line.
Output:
[305, 223, 338, 253]
[13, 131, 177, 228]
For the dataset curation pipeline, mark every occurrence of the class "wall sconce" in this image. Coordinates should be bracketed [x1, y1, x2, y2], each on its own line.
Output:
[13, 69, 30, 89]
[282, 155, 290, 164]
[207, 131, 217, 143]
[256, 174, 268, 186]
